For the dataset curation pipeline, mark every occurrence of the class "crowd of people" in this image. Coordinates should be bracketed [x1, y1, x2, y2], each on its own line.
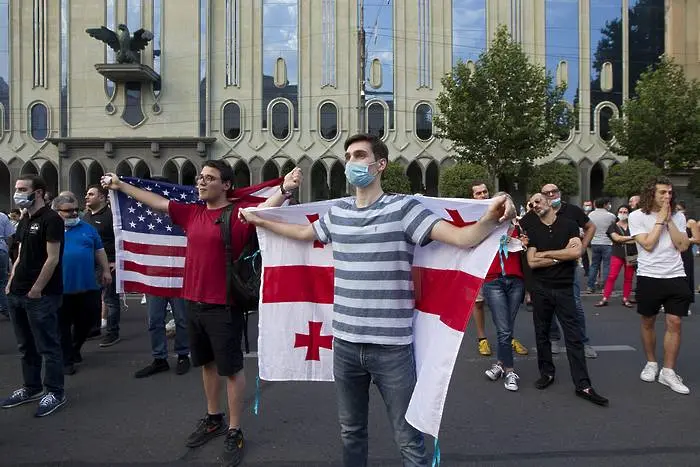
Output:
[0, 133, 698, 466]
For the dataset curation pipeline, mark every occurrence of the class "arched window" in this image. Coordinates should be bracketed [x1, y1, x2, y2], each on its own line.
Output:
[222, 102, 241, 140]
[319, 102, 338, 140]
[271, 101, 290, 139]
[415, 103, 433, 141]
[367, 102, 385, 138]
[598, 105, 615, 142]
[30, 103, 49, 141]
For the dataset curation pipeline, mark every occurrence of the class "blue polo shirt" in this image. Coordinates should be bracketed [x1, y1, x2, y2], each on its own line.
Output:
[62, 220, 104, 294]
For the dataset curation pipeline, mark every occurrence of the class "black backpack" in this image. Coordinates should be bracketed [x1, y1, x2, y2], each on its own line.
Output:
[217, 204, 262, 353]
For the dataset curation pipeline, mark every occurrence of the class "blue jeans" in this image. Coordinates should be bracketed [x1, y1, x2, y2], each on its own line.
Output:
[482, 276, 525, 368]
[550, 265, 589, 344]
[147, 295, 188, 359]
[333, 338, 428, 467]
[0, 250, 8, 314]
[103, 268, 121, 337]
[588, 244, 612, 290]
[8, 294, 64, 395]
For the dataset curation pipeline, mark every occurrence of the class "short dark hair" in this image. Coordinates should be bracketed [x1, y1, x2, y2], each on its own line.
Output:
[344, 134, 389, 163]
[203, 160, 234, 185]
[17, 174, 47, 195]
[87, 184, 109, 199]
[594, 197, 609, 208]
[617, 204, 631, 213]
[640, 176, 676, 214]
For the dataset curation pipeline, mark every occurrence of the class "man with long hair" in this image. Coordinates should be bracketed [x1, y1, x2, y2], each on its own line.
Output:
[629, 176, 691, 395]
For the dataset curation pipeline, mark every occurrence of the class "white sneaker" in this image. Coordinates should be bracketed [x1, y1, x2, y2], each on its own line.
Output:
[504, 371, 519, 391]
[658, 368, 690, 395]
[640, 362, 658, 382]
[485, 363, 504, 381]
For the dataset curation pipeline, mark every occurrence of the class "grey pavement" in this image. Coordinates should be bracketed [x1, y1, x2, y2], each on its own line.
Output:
[0, 259, 699, 466]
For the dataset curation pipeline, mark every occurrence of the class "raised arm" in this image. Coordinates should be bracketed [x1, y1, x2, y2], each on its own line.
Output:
[429, 195, 515, 249]
[238, 209, 316, 242]
[667, 217, 690, 252]
[257, 168, 303, 209]
[633, 203, 671, 252]
[102, 173, 170, 213]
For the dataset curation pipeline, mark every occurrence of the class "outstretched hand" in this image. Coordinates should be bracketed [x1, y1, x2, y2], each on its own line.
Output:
[283, 167, 303, 191]
[238, 208, 263, 226]
[101, 173, 121, 191]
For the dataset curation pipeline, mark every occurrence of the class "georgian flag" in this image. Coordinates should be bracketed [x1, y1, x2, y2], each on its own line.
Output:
[250, 196, 508, 437]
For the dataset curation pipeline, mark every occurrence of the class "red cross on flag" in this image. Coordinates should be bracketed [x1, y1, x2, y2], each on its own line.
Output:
[252, 196, 507, 437]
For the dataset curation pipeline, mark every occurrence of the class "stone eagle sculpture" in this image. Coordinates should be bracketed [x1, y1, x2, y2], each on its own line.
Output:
[86, 24, 154, 64]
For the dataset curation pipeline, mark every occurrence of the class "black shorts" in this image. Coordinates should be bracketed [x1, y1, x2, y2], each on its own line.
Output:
[186, 301, 245, 376]
[635, 276, 692, 318]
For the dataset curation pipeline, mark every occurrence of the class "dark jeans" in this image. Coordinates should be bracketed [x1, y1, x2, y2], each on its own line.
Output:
[59, 290, 101, 365]
[333, 338, 428, 467]
[588, 244, 612, 290]
[482, 276, 525, 368]
[8, 294, 64, 395]
[532, 284, 591, 391]
[550, 265, 589, 344]
[103, 268, 121, 337]
[147, 295, 188, 359]
[0, 249, 8, 314]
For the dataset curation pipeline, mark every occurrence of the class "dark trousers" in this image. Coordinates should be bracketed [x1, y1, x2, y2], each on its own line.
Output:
[59, 290, 102, 365]
[532, 284, 591, 390]
[8, 294, 64, 395]
[103, 268, 121, 337]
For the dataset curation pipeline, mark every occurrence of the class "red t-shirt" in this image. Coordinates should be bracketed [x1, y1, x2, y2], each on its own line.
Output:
[169, 201, 257, 305]
[485, 227, 524, 282]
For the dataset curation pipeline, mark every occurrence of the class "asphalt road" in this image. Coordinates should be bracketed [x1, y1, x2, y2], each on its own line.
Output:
[1, 259, 699, 466]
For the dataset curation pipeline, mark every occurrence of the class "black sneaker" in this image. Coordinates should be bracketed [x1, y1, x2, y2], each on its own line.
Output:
[1, 387, 45, 408]
[576, 387, 609, 406]
[535, 374, 555, 390]
[176, 356, 191, 375]
[35, 392, 67, 417]
[186, 414, 228, 448]
[134, 359, 170, 378]
[99, 334, 121, 347]
[222, 429, 245, 467]
[63, 364, 76, 375]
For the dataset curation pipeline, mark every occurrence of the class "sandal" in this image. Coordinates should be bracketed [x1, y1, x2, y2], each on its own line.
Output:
[594, 299, 608, 307]
[622, 299, 634, 308]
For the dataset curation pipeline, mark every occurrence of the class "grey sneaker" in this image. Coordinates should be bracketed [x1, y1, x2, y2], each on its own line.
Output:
[550, 341, 562, 354]
[99, 334, 121, 347]
[584, 344, 598, 359]
[485, 363, 504, 381]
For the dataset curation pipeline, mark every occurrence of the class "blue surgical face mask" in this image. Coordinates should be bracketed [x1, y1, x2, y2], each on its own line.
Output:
[64, 217, 80, 227]
[551, 197, 562, 208]
[345, 162, 378, 188]
[13, 191, 36, 209]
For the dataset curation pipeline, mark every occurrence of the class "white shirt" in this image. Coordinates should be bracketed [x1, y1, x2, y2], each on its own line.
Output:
[589, 208, 616, 246]
[628, 210, 686, 278]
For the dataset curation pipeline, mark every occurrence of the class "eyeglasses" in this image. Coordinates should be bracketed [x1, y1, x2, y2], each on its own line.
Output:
[195, 174, 221, 185]
[542, 189, 560, 197]
[57, 208, 79, 213]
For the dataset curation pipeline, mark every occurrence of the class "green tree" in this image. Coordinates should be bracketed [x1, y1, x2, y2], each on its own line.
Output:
[603, 160, 662, 198]
[434, 25, 572, 183]
[438, 163, 490, 198]
[381, 162, 411, 194]
[526, 162, 579, 197]
[610, 56, 700, 169]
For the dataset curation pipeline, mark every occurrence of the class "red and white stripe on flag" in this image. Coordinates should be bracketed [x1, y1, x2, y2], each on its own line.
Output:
[251, 196, 508, 437]
[109, 176, 284, 296]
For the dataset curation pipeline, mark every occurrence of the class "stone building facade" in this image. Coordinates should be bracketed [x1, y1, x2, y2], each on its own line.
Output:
[0, 0, 685, 211]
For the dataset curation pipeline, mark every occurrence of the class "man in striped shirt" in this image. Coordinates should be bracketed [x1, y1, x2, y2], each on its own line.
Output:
[240, 134, 514, 466]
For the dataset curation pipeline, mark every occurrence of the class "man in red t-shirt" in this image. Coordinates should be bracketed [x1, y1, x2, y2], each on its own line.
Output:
[103, 160, 301, 467]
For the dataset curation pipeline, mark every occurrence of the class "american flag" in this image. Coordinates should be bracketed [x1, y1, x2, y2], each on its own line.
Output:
[109, 176, 284, 296]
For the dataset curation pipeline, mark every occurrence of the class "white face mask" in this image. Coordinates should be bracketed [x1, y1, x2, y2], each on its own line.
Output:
[618, 214, 628, 221]
[64, 217, 80, 227]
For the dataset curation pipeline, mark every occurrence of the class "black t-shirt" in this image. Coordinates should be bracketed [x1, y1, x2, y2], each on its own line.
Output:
[527, 215, 580, 287]
[11, 206, 64, 296]
[520, 202, 590, 234]
[83, 205, 115, 262]
[606, 222, 637, 259]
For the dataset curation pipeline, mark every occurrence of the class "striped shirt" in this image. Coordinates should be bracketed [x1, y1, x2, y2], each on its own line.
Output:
[312, 194, 442, 345]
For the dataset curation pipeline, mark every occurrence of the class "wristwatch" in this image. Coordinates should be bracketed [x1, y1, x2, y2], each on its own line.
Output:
[552, 258, 559, 265]
[280, 182, 293, 199]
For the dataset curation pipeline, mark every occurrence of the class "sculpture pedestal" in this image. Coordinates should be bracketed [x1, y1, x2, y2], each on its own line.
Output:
[94, 63, 160, 83]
